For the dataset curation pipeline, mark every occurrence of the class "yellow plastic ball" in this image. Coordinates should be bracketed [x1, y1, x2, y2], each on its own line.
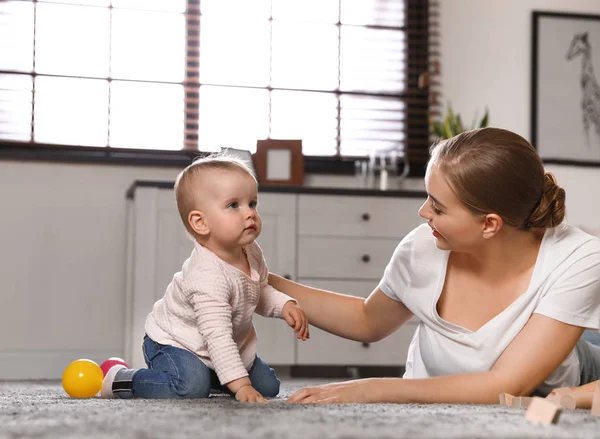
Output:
[62, 359, 103, 398]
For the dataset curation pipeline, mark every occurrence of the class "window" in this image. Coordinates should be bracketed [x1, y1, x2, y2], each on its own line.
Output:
[0, 0, 435, 171]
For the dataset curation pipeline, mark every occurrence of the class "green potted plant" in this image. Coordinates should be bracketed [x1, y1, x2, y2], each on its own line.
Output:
[431, 103, 489, 139]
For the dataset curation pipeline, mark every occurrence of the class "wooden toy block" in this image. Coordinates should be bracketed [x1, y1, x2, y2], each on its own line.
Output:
[558, 392, 594, 409]
[546, 393, 561, 405]
[499, 393, 515, 406]
[514, 396, 534, 409]
[505, 393, 515, 407]
[548, 387, 572, 396]
[499, 394, 534, 408]
[590, 382, 600, 416]
[546, 388, 571, 406]
[525, 397, 561, 424]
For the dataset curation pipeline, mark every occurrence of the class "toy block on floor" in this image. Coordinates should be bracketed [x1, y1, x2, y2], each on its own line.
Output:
[546, 388, 571, 406]
[547, 387, 572, 397]
[525, 397, 561, 425]
[514, 397, 534, 409]
[558, 392, 594, 409]
[499, 394, 534, 408]
[546, 394, 560, 405]
[499, 393, 515, 406]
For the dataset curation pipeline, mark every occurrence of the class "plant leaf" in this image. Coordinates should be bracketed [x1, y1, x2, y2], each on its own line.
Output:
[430, 102, 490, 139]
[447, 103, 455, 124]
[444, 115, 454, 138]
[470, 111, 479, 130]
[455, 114, 464, 135]
[479, 107, 489, 128]
[432, 122, 445, 138]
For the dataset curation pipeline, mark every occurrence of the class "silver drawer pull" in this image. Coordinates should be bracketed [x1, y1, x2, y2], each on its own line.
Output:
[361, 254, 370, 263]
[361, 212, 370, 221]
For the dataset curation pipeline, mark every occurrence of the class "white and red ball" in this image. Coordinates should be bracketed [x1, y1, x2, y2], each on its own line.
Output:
[100, 357, 129, 377]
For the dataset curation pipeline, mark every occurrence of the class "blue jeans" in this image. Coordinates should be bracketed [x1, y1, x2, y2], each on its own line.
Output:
[122, 336, 280, 399]
[577, 330, 600, 386]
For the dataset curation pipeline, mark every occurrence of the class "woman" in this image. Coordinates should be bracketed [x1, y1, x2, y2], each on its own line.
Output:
[269, 127, 600, 404]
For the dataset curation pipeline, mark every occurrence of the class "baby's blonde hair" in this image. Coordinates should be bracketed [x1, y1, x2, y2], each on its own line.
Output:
[174, 154, 257, 236]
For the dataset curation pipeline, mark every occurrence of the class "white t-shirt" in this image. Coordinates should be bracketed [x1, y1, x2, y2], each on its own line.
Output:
[379, 223, 600, 393]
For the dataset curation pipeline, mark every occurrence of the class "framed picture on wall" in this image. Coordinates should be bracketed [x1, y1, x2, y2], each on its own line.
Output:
[531, 11, 600, 166]
[253, 139, 304, 186]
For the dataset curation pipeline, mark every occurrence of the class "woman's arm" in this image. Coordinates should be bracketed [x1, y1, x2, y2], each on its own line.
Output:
[287, 313, 584, 404]
[268, 273, 413, 343]
[554, 380, 599, 394]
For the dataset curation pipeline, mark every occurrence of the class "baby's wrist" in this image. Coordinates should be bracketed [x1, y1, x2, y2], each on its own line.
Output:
[235, 384, 253, 395]
[226, 376, 252, 394]
[283, 299, 297, 309]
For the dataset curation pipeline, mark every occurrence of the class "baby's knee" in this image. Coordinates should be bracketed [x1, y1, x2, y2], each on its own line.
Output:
[257, 376, 280, 398]
[171, 369, 211, 398]
[176, 380, 210, 398]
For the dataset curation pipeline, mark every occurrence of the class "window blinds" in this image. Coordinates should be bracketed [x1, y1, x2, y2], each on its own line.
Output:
[0, 0, 438, 167]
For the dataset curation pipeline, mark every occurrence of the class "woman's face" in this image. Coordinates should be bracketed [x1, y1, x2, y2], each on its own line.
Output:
[418, 161, 486, 252]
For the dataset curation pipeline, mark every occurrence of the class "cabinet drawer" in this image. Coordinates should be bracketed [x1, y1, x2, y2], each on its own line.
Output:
[298, 194, 424, 238]
[298, 237, 398, 279]
[253, 315, 295, 365]
[297, 323, 417, 366]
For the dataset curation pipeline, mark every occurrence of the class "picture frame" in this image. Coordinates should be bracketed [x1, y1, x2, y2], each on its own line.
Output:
[220, 147, 256, 174]
[531, 11, 600, 166]
[253, 139, 304, 186]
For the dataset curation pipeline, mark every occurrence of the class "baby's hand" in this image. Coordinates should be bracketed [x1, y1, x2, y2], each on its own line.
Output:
[235, 385, 268, 403]
[282, 301, 310, 341]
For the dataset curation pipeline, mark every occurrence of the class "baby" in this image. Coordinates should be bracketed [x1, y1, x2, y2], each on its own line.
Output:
[102, 155, 309, 402]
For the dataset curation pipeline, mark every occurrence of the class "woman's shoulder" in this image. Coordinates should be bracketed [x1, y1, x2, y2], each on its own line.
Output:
[540, 223, 600, 279]
[394, 223, 445, 261]
[381, 223, 446, 294]
[545, 223, 600, 256]
[533, 224, 600, 327]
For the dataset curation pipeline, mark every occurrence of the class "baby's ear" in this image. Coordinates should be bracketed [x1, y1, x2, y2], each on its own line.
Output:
[188, 210, 209, 236]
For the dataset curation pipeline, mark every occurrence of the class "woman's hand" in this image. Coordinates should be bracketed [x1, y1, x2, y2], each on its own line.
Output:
[286, 379, 377, 404]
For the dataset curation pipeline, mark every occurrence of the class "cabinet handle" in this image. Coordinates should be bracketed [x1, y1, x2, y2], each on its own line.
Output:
[361, 212, 370, 221]
[361, 342, 371, 348]
[283, 274, 292, 280]
[361, 254, 371, 263]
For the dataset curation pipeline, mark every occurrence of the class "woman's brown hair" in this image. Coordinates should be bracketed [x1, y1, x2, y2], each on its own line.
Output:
[429, 127, 566, 230]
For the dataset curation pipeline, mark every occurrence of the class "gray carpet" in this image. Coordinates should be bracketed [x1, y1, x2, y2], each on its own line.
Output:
[2, 380, 600, 439]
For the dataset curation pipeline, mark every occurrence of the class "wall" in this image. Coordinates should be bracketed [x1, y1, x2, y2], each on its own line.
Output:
[3, 0, 600, 379]
[0, 162, 181, 378]
[439, 0, 600, 234]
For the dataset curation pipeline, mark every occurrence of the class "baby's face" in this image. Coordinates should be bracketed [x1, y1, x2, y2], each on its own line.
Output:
[199, 170, 261, 250]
